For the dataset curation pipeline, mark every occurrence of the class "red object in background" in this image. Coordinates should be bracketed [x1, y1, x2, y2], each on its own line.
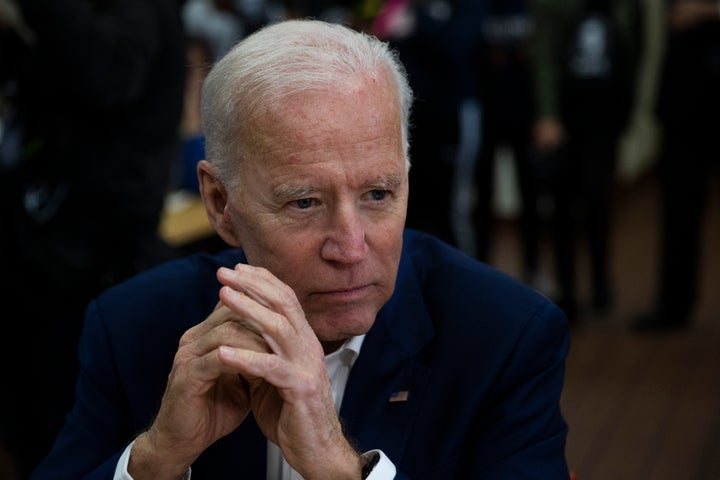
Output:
[371, 0, 410, 39]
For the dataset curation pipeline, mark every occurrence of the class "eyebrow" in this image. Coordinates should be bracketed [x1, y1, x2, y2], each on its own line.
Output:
[370, 173, 404, 191]
[272, 173, 405, 201]
[273, 184, 318, 201]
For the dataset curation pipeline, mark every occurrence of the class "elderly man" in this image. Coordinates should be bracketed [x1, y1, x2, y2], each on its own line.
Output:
[32, 19, 570, 479]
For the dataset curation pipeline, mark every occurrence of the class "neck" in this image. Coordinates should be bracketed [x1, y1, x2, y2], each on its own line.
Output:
[322, 338, 348, 355]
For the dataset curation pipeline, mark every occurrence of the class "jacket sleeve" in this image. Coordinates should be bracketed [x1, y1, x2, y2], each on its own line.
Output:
[30, 301, 137, 479]
[468, 300, 571, 479]
[530, 0, 574, 119]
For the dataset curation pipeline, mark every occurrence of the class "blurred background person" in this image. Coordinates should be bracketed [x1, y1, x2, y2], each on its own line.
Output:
[472, 0, 544, 289]
[182, 0, 280, 60]
[0, 0, 186, 476]
[530, 0, 643, 322]
[178, 0, 281, 195]
[370, 0, 484, 247]
[632, 0, 720, 331]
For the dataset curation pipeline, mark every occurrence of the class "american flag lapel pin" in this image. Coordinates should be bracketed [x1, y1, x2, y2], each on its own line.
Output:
[389, 390, 410, 402]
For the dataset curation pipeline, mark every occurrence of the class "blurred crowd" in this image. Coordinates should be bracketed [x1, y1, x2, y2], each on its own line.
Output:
[1, 0, 719, 477]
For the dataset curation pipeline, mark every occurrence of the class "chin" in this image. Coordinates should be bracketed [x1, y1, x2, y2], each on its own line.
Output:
[310, 309, 377, 343]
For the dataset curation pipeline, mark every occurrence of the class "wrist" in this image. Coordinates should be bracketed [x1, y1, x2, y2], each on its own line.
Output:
[128, 432, 193, 480]
[293, 444, 364, 480]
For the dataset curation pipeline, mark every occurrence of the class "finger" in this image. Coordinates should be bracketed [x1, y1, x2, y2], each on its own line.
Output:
[181, 265, 266, 344]
[176, 327, 275, 392]
[217, 265, 276, 309]
[218, 285, 292, 356]
[217, 265, 311, 334]
[175, 346, 254, 391]
[216, 265, 322, 364]
[181, 308, 272, 361]
[181, 302, 237, 344]
[217, 346, 301, 391]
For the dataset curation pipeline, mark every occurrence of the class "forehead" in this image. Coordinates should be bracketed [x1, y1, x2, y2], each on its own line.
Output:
[241, 74, 405, 181]
[275, 74, 397, 139]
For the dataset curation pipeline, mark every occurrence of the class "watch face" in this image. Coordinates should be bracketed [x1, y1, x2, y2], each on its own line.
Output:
[361, 451, 380, 479]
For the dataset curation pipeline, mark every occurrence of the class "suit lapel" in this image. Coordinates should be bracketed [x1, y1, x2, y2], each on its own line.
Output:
[340, 252, 433, 463]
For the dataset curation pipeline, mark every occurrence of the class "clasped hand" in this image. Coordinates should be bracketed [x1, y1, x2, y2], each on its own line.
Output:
[129, 263, 361, 479]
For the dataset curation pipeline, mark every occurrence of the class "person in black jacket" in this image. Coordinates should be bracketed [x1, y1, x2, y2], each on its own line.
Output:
[0, 0, 186, 476]
[632, 0, 720, 331]
[370, 0, 484, 248]
[473, 0, 542, 288]
[531, 0, 643, 322]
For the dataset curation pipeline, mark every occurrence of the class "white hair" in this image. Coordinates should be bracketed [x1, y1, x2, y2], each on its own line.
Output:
[200, 18, 413, 188]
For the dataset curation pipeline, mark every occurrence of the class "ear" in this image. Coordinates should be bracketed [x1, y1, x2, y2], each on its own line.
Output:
[197, 159, 240, 247]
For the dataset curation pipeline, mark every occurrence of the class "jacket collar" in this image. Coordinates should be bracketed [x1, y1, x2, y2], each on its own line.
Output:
[339, 249, 434, 463]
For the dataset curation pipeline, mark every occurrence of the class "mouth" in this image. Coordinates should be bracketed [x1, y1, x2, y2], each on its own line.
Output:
[314, 284, 373, 301]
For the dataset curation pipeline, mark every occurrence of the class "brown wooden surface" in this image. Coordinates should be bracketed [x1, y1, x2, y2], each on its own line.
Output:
[159, 191, 215, 247]
[488, 171, 720, 480]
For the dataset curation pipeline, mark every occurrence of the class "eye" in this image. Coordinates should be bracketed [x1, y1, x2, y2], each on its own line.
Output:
[293, 198, 315, 209]
[370, 189, 388, 201]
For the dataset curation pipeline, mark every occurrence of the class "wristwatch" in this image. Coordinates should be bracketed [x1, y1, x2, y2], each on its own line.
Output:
[361, 451, 380, 479]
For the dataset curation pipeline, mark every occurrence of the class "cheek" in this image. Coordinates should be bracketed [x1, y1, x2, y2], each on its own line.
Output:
[245, 234, 316, 282]
[229, 204, 288, 263]
[370, 220, 404, 266]
[377, 209, 406, 242]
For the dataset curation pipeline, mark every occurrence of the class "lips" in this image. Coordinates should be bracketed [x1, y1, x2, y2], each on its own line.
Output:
[313, 284, 373, 300]
[329, 284, 371, 294]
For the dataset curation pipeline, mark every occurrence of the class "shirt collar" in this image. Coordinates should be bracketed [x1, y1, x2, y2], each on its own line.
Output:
[326, 334, 365, 367]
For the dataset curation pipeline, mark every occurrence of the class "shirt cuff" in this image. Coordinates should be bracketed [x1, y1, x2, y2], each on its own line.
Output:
[363, 449, 397, 479]
[114, 438, 191, 480]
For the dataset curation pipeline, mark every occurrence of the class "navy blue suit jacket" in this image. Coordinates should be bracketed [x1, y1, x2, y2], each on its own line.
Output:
[32, 229, 570, 479]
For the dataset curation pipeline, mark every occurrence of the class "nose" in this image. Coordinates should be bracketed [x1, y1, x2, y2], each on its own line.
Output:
[320, 204, 369, 264]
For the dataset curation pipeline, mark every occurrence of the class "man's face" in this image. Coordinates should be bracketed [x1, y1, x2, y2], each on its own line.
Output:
[225, 73, 408, 345]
